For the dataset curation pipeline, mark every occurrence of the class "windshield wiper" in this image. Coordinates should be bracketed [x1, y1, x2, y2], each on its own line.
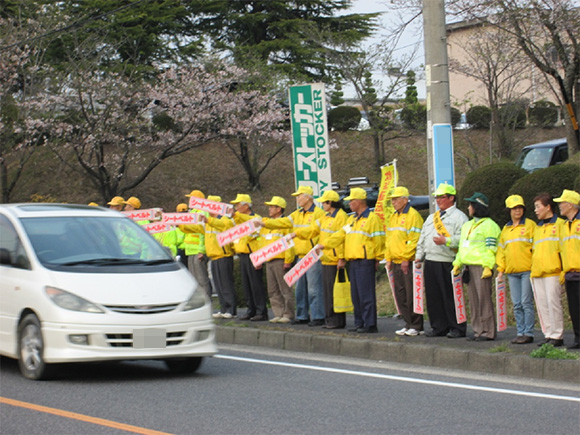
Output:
[60, 258, 147, 266]
[143, 259, 175, 266]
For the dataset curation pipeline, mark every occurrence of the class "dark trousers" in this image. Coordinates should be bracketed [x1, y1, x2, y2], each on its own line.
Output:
[239, 253, 268, 317]
[322, 265, 346, 328]
[566, 279, 580, 343]
[349, 259, 377, 329]
[393, 263, 423, 331]
[424, 260, 466, 335]
[211, 256, 236, 315]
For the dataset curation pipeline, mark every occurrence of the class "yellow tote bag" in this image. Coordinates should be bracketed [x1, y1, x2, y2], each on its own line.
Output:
[333, 268, 353, 313]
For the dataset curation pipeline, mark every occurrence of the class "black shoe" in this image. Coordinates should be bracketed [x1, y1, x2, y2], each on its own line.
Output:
[537, 338, 551, 346]
[348, 326, 362, 332]
[291, 318, 309, 325]
[426, 330, 447, 337]
[513, 335, 534, 344]
[250, 315, 268, 321]
[446, 331, 465, 339]
[308, 319, 324, 327]
[466, 335, 476, 341]
[324, 325, 342, 329]
[239, 314, 253, 321]
[567, 342, 580, 350]
[475, 336, 494, 342]
[357, 326, 378, 333]
[548, 338, 564, 347]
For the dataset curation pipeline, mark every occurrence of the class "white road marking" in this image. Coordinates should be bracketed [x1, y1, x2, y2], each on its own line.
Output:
[215, 354, 580, 403]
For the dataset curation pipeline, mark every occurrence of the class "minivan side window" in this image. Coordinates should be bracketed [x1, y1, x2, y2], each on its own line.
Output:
[554, 146, 569, 164]
[0, 215, 31, 270]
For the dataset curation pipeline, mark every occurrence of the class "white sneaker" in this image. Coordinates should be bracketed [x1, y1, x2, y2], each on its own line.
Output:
[395, 327, 408, 336]
[269, 317, 281, 323]
[405, 328, 419, 336]
[222, 312, 234, 319]
[212, 312, 224, 319]
[278, 317, 291, 324]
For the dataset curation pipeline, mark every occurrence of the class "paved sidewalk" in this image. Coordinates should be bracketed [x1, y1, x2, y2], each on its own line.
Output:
[214, 311, 580, 384]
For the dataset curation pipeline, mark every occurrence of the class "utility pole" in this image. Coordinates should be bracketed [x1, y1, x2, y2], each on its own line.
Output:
[423, 0, 454, 212]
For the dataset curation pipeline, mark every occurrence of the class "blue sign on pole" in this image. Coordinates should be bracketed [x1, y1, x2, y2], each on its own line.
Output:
[432, 124, 455, 188]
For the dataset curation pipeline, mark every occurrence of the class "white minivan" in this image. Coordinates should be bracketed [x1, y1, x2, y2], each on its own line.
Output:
[0, 204, 217, 380]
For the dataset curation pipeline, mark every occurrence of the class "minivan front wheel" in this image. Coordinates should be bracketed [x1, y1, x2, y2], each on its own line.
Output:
[18, 314, 53, 380]
[165, 356, 203, 374]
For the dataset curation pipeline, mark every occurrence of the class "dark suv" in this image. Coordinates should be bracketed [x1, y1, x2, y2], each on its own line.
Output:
[515, 138, 568, 172]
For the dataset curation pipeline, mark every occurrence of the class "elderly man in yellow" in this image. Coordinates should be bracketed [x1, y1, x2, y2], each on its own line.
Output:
[385, 186, 424, 337]
[319, 187, 385, 333]
[292, 190, 348, 329]
[554, 189, 580, 350]
[256, 185, 326, 326]
[230, 193, 268, 322]
[180, 195, 237, 319]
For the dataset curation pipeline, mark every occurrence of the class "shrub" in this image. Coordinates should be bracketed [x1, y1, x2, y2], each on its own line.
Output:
[466, 105, 491, 129]
[458, 162, 528, 224]
[400, 103, 426, 130]
[529, 100, 558, 128]
[508, 163, 580, 220]
[328, 106, 362, 131]
[450, 107, 462, 126]
[498, 101, 527, 129]
[531, 344, 579, 360]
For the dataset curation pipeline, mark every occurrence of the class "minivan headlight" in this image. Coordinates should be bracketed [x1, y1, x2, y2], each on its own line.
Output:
[45, 287, 104, 313]
[183, 288, 208, 311]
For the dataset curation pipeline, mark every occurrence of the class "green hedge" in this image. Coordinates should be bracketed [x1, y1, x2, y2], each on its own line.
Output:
[466, 105, 491, 129]
[328, 106, 361, 131]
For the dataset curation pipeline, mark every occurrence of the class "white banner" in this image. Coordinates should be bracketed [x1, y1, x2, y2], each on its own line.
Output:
[217, 219, 260, 247]
[452, 272, 467, 325]
[284, 247, 322, 287]
[162, 212, 201, 225]
[143, 222, 171, 234]
[250, 235, 294, 268]
[188, 197, 233, 216]
[123, 208, 160, 221]
[413, 264, 425, 315]
[495, 277, 507, 332]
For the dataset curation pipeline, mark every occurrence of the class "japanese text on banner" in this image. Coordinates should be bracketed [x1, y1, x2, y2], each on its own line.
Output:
[188, 197, 233, 216]
[250, 236, 294, 268]
[217, 219, 260, 247]
[452, 273, 467, 324]
[413, 264, 424, 315]
[143, 222, 171, 234]
[496, 277, 507, 332]
[123, 209, 159, 221]
[284, 247, 322, 287]
[162, 212, 201, 225]
[374, 161, 398, 227]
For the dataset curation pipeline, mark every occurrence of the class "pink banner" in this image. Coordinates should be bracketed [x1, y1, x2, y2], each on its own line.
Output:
[122, 208, 160, 221]
[386, 267, 401, 315]
[250, 236, 294, 268]
[452, 272, 467, 324]
[162, 212, 201, 225]
[495, 277, 507, 332]
[283, 248, 322, 287]
[413, 264, 424, 315]
[143, 222, 171, 234]
[217, 219, 260, 247]
[188, 197, 233, 216]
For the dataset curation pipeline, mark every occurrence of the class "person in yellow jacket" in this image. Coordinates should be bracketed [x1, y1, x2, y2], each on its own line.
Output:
[531, 192, 565, 347]
[292, 190, 348, 329]
[175, 203, 189, 267]
[453, 192, 501, 341]
[184, 190, 211, 298]
[384, 186, 424, 337]
[319, 187, 385, 333]
[180, 195, 236, 319]
[256, 185, 325, 326]
[496, 195, 537, 344]
[554, 189, 580, 349]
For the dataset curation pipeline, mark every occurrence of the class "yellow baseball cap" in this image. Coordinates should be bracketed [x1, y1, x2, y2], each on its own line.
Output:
[107, 196, 125, 206]
[88, 202, 99, 207]
[186, 190, 205, 199]
[432, 183, 457, 197]
[505, 194, 525, 209]
[124, 196, 141, 209]
[554, 189, 580, 204]
[388, 186, 409, 198]
[231, 194, 252, 204]
[291, 185, 314, 196]
[344, 187, 367, 201]
[316, 190, 340, 203]
[176, 203, 188, 212]
[207, 195, 221, 203]
[265, 196, 287, 208]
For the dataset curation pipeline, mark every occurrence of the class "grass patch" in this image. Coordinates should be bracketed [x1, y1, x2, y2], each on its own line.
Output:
[488, 343, 511, 353]
[530, 344, 579, 360]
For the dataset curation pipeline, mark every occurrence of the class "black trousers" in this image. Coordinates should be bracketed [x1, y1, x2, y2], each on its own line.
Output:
[239, 253, 268, 317]
[322, 264, 346, 328]
[393, 263, 423, 331]
[565, 279, 580, 343]
[211, 256, 236, 315]
[424, 259, 466, 335]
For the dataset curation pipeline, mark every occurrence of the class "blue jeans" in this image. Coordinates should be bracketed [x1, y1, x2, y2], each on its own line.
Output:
[508, 271, 535, 337]
[295, 259, 325, 321]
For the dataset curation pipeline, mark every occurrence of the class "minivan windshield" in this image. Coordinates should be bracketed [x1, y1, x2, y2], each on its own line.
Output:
[20, 216, 173, 267]
[516, 147, 552, 171]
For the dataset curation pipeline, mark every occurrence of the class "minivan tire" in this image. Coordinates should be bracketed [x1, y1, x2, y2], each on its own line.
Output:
[18, 314, 54, 380]
[165, 356, 203, 374]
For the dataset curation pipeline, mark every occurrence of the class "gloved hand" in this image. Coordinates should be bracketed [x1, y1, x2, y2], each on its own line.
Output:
[559, 271, 566, 285]
[452, 265, 461, 276]
[481, 267, 492, 279]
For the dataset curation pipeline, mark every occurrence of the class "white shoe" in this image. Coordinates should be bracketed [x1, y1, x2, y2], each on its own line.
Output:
[222, 312, 234, 319]
[269, 317, 281, 323]
[278, 317, 291, 324]
[395, 327, 408, 336]
[212, 312, 224, 319]
[405, 328, 419, 336]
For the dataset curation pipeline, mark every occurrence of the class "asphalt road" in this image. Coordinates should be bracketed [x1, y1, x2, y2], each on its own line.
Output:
[1, 346, 579, 435]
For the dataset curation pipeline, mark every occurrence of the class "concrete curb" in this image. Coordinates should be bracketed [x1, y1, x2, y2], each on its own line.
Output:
[216, 326, 580, 384]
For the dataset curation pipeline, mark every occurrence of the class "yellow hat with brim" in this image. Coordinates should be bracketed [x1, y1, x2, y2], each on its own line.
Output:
[186, 190, 205, 199]
[207, 195, 221, 203]
[388, 186, 409, 198]
[107, 196, 125, 206]
[88, 202, 99, 207]
[344, 187, 367, 201]
[554, 189, 580, 204]
[316, 190, 340, 203]
[176, 203, 188, 212]
[432, 183, 457, 197]
[265, 196, 287, 209]
[505, 194, 525, 209]
[231, 193, 252, 204]
[292, 185, 314, 196]
[124, 196, 141, 209]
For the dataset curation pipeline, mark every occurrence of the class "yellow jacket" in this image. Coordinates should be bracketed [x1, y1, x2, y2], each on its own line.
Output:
[496, 217, 536, 274]
[179, 216, 235, 260]
[560, 211, 580, 273]
[295, 208, 348, 265]
[324, 208, 385, 260]
[263, 203, 325, 256]
[259, 218, 296, 264]
[384, 204, 423, 263]
[531, 215, 563, 278]
[231, 212, 262, 254]
[183, 210, 208, 255]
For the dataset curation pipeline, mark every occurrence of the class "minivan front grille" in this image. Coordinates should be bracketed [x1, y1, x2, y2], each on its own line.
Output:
[104, 303, 179, 314]
[105, 331, 186, 347]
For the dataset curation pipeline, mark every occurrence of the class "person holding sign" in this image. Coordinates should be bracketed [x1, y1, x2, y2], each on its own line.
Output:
[320, 188, 385, 333]
[384, 186, 424, 337]
[453, 193, 501, 341]
[496, 195, 536, 344]
[184, 190, 211, 298]
[415, 183, 468, 339]
[292, 190, 348, 329]
[107, 196, 125, 211]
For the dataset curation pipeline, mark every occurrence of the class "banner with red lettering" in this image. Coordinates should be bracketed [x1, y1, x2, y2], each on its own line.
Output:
[123, 208, 161, 221]
[386, 266, 401, 315]
[495, 277, 507, 332]
[283, 247, 322, 287]
[162, 212, 201, 225]
[188, 196, 233, 216]
[250, 235, 294, 268]
[143, 222, 171, 234]
[217, 219, 260, 247]
[413, 264, 424, 315]
[452, 272, 467, 324]
[374, 161, 398, 228]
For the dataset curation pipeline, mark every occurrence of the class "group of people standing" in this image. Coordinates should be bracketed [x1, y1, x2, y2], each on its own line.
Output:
[103, 182, 579, 350]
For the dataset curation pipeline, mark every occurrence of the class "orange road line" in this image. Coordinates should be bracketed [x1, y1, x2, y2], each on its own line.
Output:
[0, 397, 173, 435]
